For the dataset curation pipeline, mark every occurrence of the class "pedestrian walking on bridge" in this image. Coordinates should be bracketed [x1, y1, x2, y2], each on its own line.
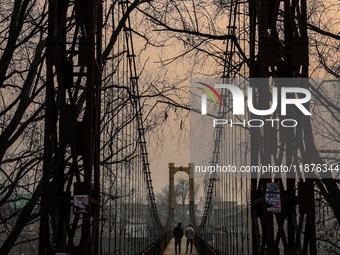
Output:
[185, 223, 195, 254]
[174, 222, 184, 254]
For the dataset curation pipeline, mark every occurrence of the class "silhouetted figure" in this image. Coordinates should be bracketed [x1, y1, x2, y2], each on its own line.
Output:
[174, 222, 184, 254]
[185, 223, 195, 254]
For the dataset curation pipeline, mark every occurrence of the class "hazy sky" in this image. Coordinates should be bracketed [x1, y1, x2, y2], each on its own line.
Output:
[148, 110, 191, 193]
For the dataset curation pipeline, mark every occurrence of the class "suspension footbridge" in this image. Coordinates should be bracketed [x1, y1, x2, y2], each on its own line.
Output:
[1, 0, 337, 255]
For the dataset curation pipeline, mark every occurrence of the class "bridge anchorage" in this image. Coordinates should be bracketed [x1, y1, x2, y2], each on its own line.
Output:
[0, 0, 337, 254]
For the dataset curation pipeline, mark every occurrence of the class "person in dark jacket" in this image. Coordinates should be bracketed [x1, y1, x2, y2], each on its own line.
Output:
[174, 222, 184, 254]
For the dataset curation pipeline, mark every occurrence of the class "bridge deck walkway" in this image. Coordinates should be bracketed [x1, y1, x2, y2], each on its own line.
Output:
[164, 237, 198, 255]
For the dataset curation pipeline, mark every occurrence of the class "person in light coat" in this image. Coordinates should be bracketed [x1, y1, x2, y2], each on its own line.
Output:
[185, 223, 195, 254]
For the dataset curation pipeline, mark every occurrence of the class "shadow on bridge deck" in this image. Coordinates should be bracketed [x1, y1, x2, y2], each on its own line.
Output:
[163, 238, 198, 255]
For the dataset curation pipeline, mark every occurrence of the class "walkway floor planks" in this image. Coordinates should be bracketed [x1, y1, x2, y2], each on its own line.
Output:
[163, 238, 198, 255]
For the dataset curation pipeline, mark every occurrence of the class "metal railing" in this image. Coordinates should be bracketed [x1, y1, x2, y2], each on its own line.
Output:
[140, 231, 173, 255]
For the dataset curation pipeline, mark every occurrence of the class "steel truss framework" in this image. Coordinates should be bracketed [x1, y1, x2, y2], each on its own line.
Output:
[249, 0, 316, 254]
[39, 0, 102, 254]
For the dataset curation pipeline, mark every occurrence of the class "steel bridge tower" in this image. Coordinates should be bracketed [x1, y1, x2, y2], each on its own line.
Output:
[39, 0, 102, 254]
[168, 163, 195, 228]
[249, 0, 316, 254]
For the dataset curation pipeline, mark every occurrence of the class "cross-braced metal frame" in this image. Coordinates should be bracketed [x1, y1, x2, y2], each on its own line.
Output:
[39, 0, 102, 254]
[249, 0, 316, 254]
